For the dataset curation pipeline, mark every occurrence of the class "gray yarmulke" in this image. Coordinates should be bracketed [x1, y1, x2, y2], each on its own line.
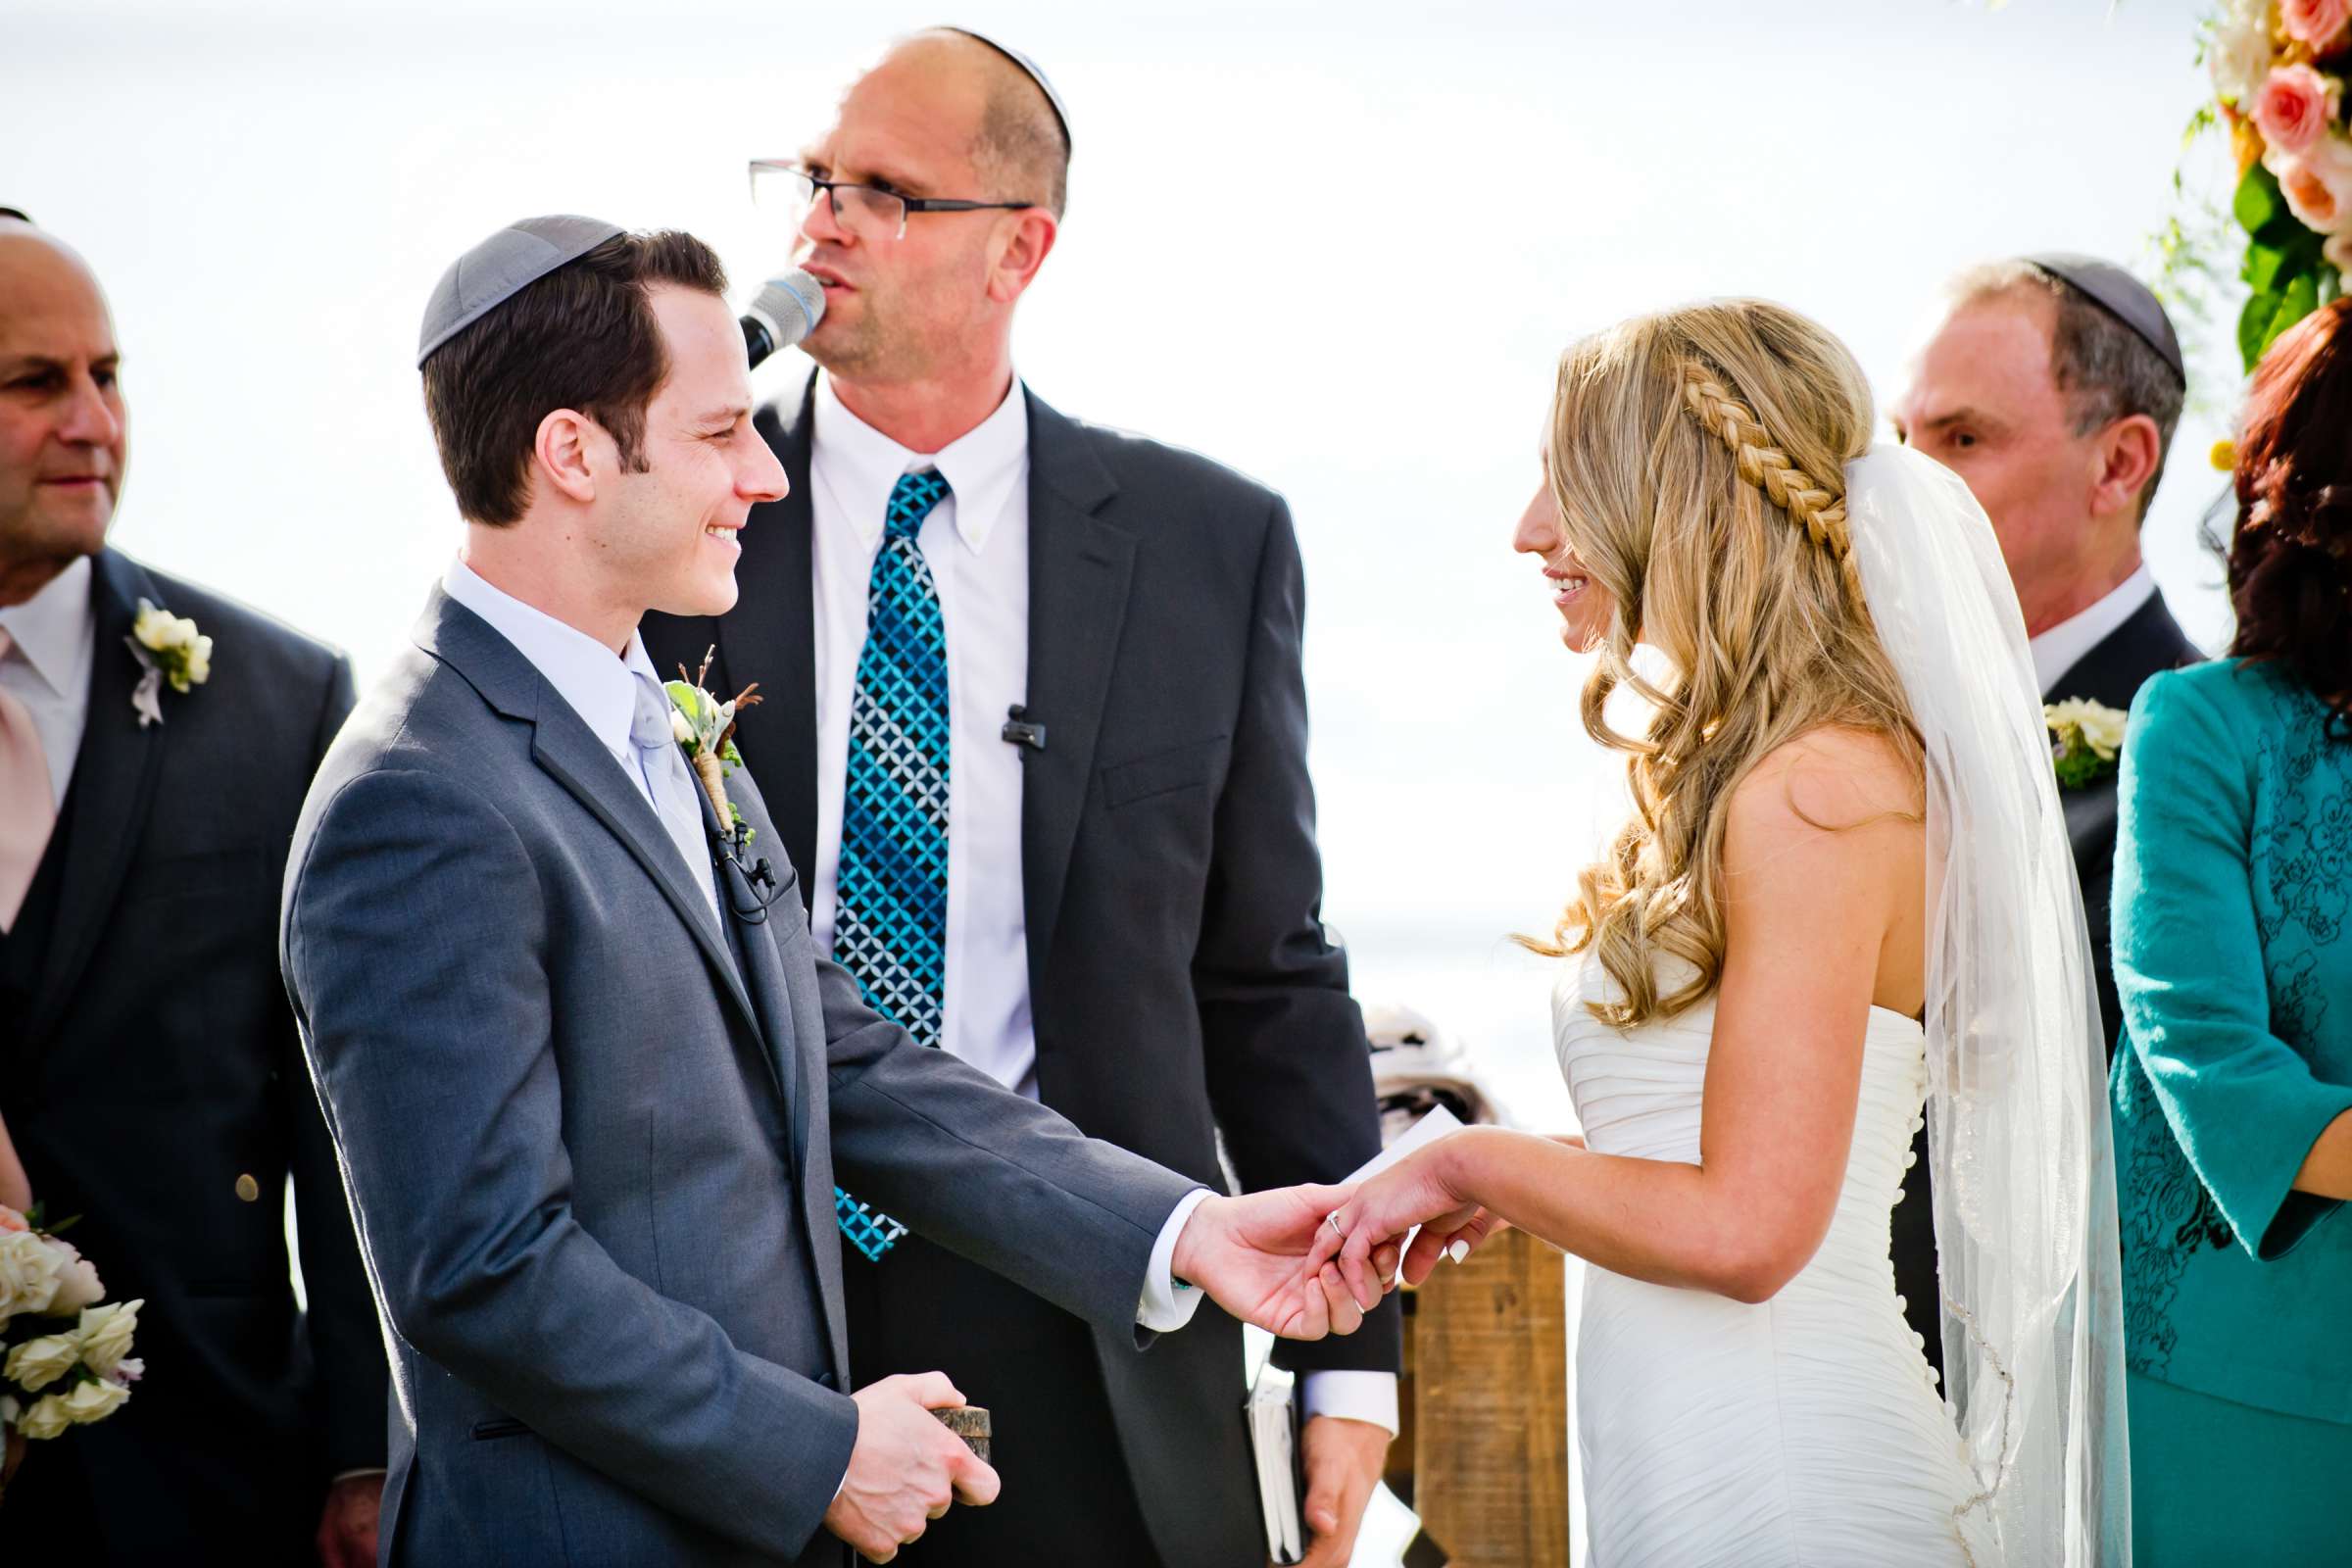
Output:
[2025, 252, 2186, 386]
[416, 215, 625, 368]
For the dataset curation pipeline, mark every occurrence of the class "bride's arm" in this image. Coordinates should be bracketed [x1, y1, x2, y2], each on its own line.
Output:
[0, 1106, 29, 1213]
[1332, 737, 1920, 1304]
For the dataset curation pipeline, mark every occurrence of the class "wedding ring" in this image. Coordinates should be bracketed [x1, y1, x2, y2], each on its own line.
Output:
[1326, 1212, 1345, 1239]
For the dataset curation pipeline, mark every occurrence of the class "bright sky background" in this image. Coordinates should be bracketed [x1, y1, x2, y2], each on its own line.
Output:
[9, 0, 2231, 1123]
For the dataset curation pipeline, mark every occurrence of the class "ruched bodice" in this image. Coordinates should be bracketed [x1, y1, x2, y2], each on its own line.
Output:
[1555, 958, 1995, 1567]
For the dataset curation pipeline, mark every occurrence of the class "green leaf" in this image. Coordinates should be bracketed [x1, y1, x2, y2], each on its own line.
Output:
[2245, 268, 2325, 369]
[662, 680, 701, 719]
[2235, 161, 2286, 238]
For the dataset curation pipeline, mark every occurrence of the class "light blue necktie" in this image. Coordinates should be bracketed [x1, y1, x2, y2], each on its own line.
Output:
[629, 670, 717, 923]
[831, 469, 953, 1260]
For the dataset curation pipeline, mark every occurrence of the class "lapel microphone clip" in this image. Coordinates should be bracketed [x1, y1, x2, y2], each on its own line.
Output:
[1002, 705, 1048, 754]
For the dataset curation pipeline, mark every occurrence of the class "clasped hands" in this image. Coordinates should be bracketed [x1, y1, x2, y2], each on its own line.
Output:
[823, 1183, 1383, 1562]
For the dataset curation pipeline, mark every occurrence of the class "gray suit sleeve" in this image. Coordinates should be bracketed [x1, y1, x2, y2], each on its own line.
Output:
[286, 766, 857, 1558]
[285, 653, 393, 1477]
[816, 961, 1201, 1336]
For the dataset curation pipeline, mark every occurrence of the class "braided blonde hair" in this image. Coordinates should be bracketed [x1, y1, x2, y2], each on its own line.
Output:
[1532, 300, 1923, 1026]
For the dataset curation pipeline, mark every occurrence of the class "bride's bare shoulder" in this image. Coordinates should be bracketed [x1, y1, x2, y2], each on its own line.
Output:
[1724, 725, 1924, 865]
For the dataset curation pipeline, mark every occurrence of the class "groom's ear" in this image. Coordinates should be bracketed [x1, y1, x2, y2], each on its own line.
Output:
[531, 408, 604, 507]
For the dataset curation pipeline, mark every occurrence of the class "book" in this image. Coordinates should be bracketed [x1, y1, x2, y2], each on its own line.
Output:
[1245, 1360, 1304, 1563]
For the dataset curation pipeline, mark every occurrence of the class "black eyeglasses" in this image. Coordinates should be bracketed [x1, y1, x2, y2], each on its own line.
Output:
[749, 162, 1032, 242]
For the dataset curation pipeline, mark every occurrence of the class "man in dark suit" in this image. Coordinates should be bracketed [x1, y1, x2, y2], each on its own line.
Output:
[0, 218, 387, 1561]
[645, 30, 1398, 1568]
[1887, 253, 2199, 1375]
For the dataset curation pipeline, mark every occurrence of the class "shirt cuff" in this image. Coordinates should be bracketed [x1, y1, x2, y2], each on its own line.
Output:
[330, 1468, 388, 1485]
[1137, 1188, 1216, 1333]
[1300, 1371, 1400, 1437]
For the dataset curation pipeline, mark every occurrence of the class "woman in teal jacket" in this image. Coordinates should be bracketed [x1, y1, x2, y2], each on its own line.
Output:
[2110, 295, 2352, 1564]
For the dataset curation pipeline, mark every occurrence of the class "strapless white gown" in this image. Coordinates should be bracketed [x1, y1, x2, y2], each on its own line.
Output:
[1555, 959, 1996, 1567]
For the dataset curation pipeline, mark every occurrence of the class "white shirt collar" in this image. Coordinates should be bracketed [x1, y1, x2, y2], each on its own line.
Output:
[2029, 564, 2157, 697]
[440, 557, 663, 763]
[811, 371, 1029, 555]
[0, 554, 95, 702]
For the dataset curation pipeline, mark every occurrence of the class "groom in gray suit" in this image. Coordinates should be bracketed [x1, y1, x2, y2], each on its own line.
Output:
[280, 218, 1363, 1566]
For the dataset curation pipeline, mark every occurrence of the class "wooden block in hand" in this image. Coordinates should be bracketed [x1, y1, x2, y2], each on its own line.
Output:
[933, 1404, 991, 1464]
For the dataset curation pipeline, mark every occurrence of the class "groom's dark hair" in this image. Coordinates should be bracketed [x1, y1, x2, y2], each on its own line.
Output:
[421, 229, 728, 528]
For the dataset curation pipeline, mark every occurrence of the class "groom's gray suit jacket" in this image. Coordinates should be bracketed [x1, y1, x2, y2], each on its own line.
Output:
[280, 589, 1198, 1567]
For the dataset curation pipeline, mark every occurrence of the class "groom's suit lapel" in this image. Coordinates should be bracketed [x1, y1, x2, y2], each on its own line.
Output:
[702, 785, 848, 1383]
[416, 589, 761, 1040]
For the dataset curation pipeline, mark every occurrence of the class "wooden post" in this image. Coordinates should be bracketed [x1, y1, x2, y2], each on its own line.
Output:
[1407, 1228, 1571, 1566]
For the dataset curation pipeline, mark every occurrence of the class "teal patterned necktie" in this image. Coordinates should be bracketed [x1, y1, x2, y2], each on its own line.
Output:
[832, 468, 952, 1261]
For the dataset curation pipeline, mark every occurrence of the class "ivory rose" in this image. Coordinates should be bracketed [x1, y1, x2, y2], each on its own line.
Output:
[0, 1230, 64, 1319]
[58, 1378, 128, 1425]
[2268, 132, 2352, 230]
[2327, 228, 2352, 272]
[2214, 0, 2279, 104]
[14, 1393, 74, 1441]
[76, 1299, 141, 1380]
[3, 1333, 83, 1394]
[43, 1239, 104, 1315]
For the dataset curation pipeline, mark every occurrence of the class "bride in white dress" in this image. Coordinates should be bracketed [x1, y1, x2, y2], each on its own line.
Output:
[1316, 301, 2128, 1565]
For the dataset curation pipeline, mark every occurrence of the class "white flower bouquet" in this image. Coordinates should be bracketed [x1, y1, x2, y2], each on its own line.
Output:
[0, 1203, 141, 1505]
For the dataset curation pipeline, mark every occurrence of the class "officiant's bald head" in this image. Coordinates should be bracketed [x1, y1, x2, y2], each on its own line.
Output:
[1891, 256, 2184, 637]
[787, 28, 1068, 393]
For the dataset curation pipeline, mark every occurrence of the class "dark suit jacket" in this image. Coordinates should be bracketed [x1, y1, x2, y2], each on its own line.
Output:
[645, 376, 1399, 1566]
[1891, 585, 2201, 1374]
[284, 588, 1195, 1566]
[2043, 590, 2204, 1054]
[0, 549, 386, 1559]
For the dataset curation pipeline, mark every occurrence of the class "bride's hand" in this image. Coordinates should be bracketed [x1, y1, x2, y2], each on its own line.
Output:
[1318, 1133, 1588, 1297]
[1314, 1139, 1486, 1309]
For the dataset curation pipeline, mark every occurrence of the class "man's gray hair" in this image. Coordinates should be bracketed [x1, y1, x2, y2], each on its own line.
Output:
[1949, 259, 2186, 520]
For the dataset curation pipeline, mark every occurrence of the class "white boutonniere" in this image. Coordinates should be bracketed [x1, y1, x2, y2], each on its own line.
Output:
[664, 647, 762, 843]
[2044, 697, 2127, 789]
[123, 600, 212, 729]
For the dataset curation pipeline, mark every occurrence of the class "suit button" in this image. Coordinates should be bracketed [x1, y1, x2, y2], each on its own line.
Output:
[816, 1371, 837, 1390]
[234, 1174, 261, 1202]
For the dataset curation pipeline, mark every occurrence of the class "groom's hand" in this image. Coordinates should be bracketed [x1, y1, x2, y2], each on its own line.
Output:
[1170, 1184, 1366, 1340]
[824, 1372, 1000, 1562]
[1295, 1415, 1392, 1568]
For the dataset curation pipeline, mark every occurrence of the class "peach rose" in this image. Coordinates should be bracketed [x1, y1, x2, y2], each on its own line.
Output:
[2255, 65, 2341, 157]
[2266, 133, 2352, 231]
[2284, 0, 2352, 48]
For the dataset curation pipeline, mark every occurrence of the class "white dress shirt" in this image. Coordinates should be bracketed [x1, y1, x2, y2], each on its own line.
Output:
[2030, 564, 2155, 698]
[806, 375, 1396, 1432]
[0, 555, 96, 807]
[442, 559, 717, 922]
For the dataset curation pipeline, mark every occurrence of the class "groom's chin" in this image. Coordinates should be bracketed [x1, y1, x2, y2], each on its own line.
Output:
[657, 570, 741, 621]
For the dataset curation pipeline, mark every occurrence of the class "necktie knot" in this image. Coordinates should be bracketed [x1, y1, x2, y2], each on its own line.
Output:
[629, 673, 680, 757]
[884, 469, 952, 544]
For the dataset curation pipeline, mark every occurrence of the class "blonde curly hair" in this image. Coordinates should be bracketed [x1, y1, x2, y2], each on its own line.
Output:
[1534, 299, 1923, 1026]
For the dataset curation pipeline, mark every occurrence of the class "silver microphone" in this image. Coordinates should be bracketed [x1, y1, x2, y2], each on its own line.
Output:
[740, 270, 825, 368]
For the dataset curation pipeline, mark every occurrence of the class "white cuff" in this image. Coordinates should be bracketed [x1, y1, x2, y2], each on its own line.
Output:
[330, 1468, 389, 1485]
[1136, 1188, 1216, 1332]
[1300, 1370, 1400, 1437]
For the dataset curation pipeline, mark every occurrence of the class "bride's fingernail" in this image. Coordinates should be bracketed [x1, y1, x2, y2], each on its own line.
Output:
[1446, 1240, 1470, 1264]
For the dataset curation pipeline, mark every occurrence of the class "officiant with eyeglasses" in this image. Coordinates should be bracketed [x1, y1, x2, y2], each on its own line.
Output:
[642, 28, 1399, 1568]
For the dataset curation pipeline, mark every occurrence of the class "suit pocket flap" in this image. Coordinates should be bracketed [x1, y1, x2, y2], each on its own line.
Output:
[1101, 735, 1228, 808]
[470, 1417, 531, 1442]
